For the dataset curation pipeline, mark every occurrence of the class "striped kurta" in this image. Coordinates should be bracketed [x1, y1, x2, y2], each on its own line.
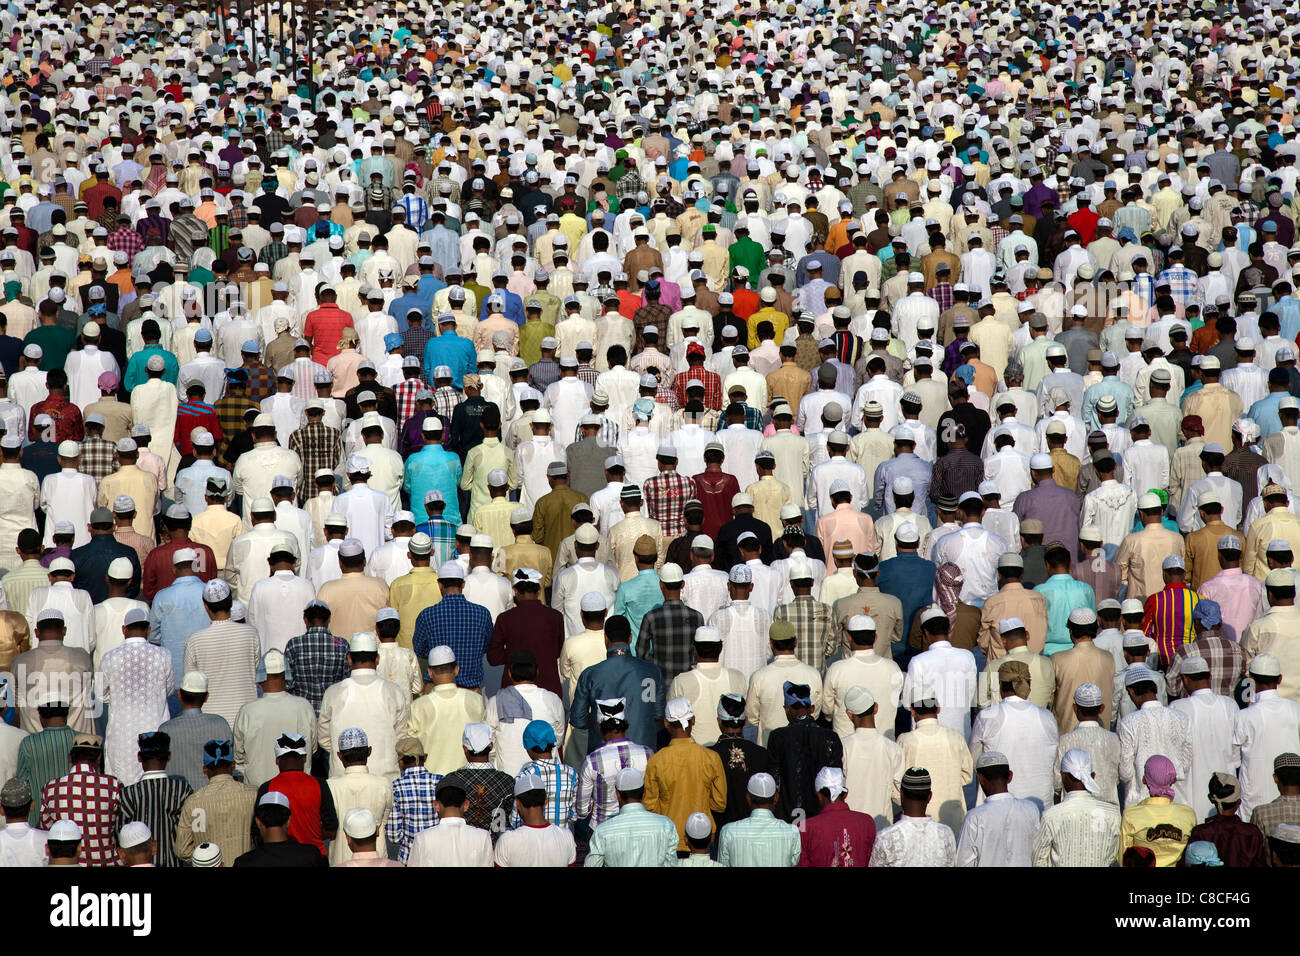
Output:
[116, 771, 194, 867]
[1142, 583, 1200, 667]
[15, 725, 74, 825]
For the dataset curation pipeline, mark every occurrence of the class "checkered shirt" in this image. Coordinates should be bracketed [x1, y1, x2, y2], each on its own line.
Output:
[79, 436, 118, 488]
[637, 599, 705, 686]
[107, 226, 145, 265]
[395, 377, 428, 428]
[412, 594, 494, 688]
[41, 764, 121, 867]
[386, 765, 443, 863]
[643, 469, 695, 537]
[575, 738, 654, 826]
[284, 627, 352, 713]
[511, 758, 579, 829]
[1157, 265, 1199, 310]
[773, 594, 838, 670]
[415, 516, 459, 565]
[289, 422, 342, 499]
[402, 326, 436, 360]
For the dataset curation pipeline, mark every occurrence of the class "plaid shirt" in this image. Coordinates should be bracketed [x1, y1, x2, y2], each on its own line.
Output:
[529, 358, 561, 392]
[243, 361, 278, 401]
[716, 405, 763, 432]
[632, 303, 673, 348]
[1233, 202, 1260, 228]
[441, 764, 515, 840]
[1166, 633, 1245, 699]
[636, 599, 704, 686]
[413, 593, 494, 688]
[386, 765, 442, 862]
[41, 764, 121, 867]
[642, 470, 695, 537]
[928, 282, 954, 313]
[289, 421, 343, 497]
[672, 367, 723, 410]
[431, 385, 463, 429]
[577, 362, 599, 387]
[214, 393, 255, 457]
[227, 203, 249, 230]
[773, 594, 838, 670]
[395, 377, 428, 428]
[1250, 794, 1300, 840]
[575, 738, 654, 826]
[415, 516, 460, 565]
[397, 194, 430, 233]
[284, 626, 351, 713]
[1157, 265, 1199, 310]
[258, 241, 289, 269]
[402, 327, 436, 359]
[511, 758, 579, 829]
[79, 436, 118, 488]
[107, 226, 145, 265]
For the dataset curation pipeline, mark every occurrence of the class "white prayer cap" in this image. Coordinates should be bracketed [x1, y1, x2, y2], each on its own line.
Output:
[107, 557, 134, 579]
[180, 671, 208, 694]
[693, 626, 722, 645]
[172, 547, 198, 565]
[428, 646, 456, 667]
[343, 807, 378, 840]
[57, 440, 80, 457]
[728, 564, 752, 584]
[747, 773, 777, 798]
[339, 538, 365, 558]
[615, 768, 645, 792]
[1137, 492, 1163, 510]
[35, 608, 65, 626]
[119, 821, 152, 849]
[123, 607, 149, 627]
[847, 614, 876, 632]
[1029, 453, 1053, 469]
[660, 562, 685, 585]
[845, 686, 875, 714]
[1072, 683, 1103, 708]
[469, 534, 494, 549]
[462, 723, 493, 752]
[202, 579, 231, 603]
[685, 812, 713, 840]
[1068, 607, 1098, 626]
[191, 843, 222, 867]
[437, 561, 466, 580]
[1250, 653, 1282, 678]
[998, 617, 1027, 634]
[349, 631, 379, 653]
[49, 819, 82, 841]
[1060, 748, 1100, 794]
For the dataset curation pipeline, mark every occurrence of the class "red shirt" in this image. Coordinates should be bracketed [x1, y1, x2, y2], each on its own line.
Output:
[83, 181, 123, 221]
[303, 303, 355, 366]
[797, 800, 876, 867]
[174, 401, 224, 455]
[617, 289, 642, 319]
[41, 764, 120, 867]
[29, 394, 84, 442]
[140, 538, 218, 602]
[1067, 208, 1101, 246]
[732, 288, 760, 320]
[692, 469, 741, 538]
[265, 770, 333, 856]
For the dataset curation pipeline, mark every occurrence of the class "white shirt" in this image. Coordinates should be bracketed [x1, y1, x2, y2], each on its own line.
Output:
[406, 817, 494, 867]
[1177, 472, 1243, 532]
[969, 696, 1059, 811]
[681, 565, 731, 625]
[247, 570, 317, 654]
[1170, 689, 1239, 821]
[65, 345, 119, 410]
[1030, 790, 1122, 867]
[331, 481, 394, 557]
[486, 683, 567, 775]
[718, 424, 763, 489]
[868, 815, 956, 867]
[493, 822, 577, 866]
[39, 469, 96, 548]
[930, 524, 1006, 602]
[0, 821, 47, 868]
[551, 558, 620, 637]
[807, 456, 869, 517]
[224, 523, 298, 604]
[232, 442, 303, 523]
[1122, 439, 1171, 503]
[463, 565, 514, 623]
[1080, 480, 1137, 550]
[711, 600, 773, 682]
[25, 582, 95, 653]
[902, 641, 978, 739]
[515, 437, 565, 510]
[366, 538, 413, 585]
[955, 791, 1042, 867]
[1117, 699, 1193, 808]
[1233, 688, 1300, 817]
[99, 637, 174, 785]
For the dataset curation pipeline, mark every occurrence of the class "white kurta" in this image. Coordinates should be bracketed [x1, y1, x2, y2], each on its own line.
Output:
[232, 442, 304, 523]
[1170, 689, 1239, 821]
[247, 570, 317, 654]
[902, 641, 978, 740]
[224, 524, 298, 603]
[99, 637, 175, 785]
[25, 582, 95, 653]
[1232, 689, 1300, 817]
[331, 482, 393, 557]
[0, 463, 38, 569]
[39, 469, 96, 548]
[317, 670, 411, 780]
[969, 696, 1059, 811]
[65, 346, 119, 410]
[955, 792, 1042, 867]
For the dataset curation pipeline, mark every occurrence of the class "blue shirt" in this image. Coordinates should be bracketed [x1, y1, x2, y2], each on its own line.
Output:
[388, 291, 428, 325]
[404, 445, 464, 523]
[1036, 573, 1096, 656]
[877, 553, 937, 643]
[611, 569, 665, 652]
[412, 593, 494, 688]
[717, 808, 801, 867]
[1081, 375, 1136, 430]
[423, 331, 477, 388]
[1248, 392, 1287, 438]
[124, 346, 180, 391]
[149, 576, 208, 678]
[479, 288, 525, 326]
[571, 646, 665, 754]
[585, 802, 679, 867]
[873, 454, 933, 513]
[1276, 295, 1300, 341]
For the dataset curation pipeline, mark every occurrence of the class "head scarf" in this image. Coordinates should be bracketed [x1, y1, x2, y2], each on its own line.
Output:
[934, 562, 964, 625]
[1143, 755, 1178, 799]
[997, 659, 1031, 699]
[1060, 748, 1100, 795]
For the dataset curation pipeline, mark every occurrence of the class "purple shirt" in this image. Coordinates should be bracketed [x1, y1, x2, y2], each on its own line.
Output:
[1012, 479, 1080, 552]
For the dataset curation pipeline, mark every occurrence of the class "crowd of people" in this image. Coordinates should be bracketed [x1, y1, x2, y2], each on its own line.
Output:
[0, 0, 1299, 869]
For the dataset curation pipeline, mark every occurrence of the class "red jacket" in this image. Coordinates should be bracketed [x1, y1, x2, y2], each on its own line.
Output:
[797, 800, 876, 867]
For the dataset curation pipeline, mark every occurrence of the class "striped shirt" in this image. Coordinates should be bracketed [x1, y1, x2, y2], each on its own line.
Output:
[174, 773, 259, 865]
[182, 620, 263, 726]
[16, 725, 74, 825]
[116, 771, 194, 867]
[1142, 583, 1200, 667]
[3, 561, 53, 616]
[386, 765, 442, 863]
[575, 737, 654, 826]
[157, 709, 234, 792]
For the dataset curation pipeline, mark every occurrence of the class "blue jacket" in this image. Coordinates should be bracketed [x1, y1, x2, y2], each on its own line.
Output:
[571, 646, 665, 754]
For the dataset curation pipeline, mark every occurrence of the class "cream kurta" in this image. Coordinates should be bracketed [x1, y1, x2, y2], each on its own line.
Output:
[0, 463, 38, 570]
[822, 650, 906, 738]
[326, 765, 394, 866]
[232, 689, 317, 787]
[408, 683, 487, 775]
[842, 726, 905, 829]
[745, 656, 823, 745]
[129, 378, 179, 474]
[897, 717, 974, 835]
[318, 669, 411, 780]
[97, 464, 159, 539]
